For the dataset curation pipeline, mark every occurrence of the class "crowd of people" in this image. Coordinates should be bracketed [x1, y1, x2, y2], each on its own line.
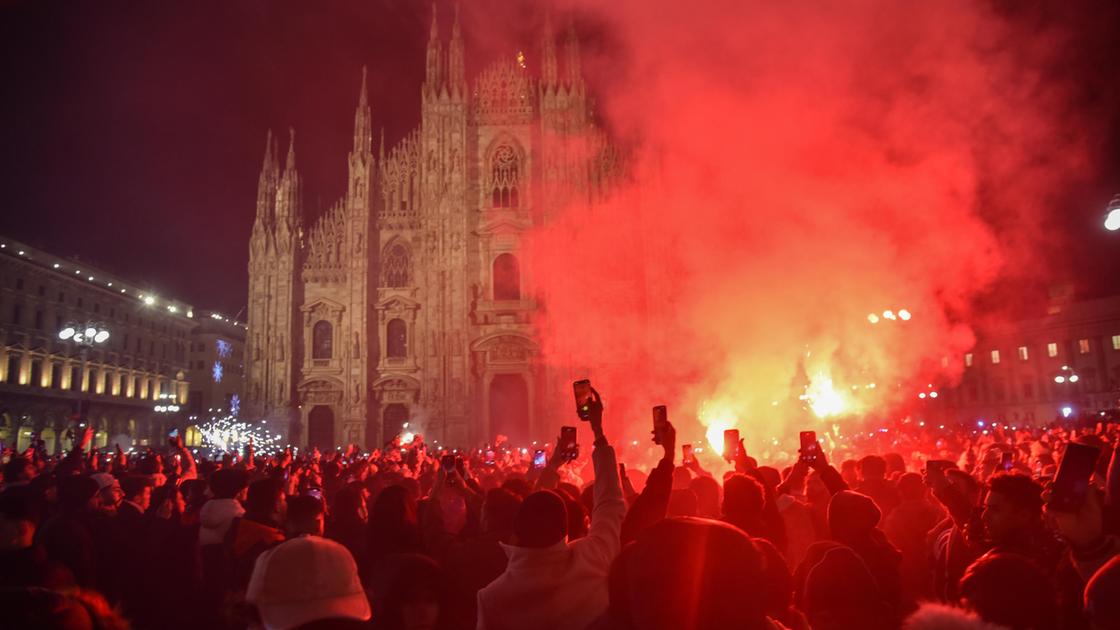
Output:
[2, 389, 1120, 630]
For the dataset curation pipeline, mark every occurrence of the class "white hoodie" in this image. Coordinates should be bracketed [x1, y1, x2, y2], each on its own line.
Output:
[904, 603, 1008, 630]
[199, 498, 245, 545]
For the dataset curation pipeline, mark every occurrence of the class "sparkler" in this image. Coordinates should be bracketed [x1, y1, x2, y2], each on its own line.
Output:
[198, 414, 282, 455]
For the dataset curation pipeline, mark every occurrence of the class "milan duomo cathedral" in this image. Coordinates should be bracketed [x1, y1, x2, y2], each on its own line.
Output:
[245, 9, 621, 450]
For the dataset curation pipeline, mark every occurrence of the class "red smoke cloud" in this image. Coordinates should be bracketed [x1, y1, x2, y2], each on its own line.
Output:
[524, 0, 1095, 454]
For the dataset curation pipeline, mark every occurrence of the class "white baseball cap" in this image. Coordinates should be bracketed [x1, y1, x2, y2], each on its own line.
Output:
[246, 536, 371, 630]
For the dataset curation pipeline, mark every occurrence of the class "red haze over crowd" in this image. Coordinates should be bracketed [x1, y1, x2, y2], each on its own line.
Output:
[522, 0, 1105, 453]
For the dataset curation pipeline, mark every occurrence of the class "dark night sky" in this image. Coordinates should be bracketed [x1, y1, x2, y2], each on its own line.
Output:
[1, 0, 1118, 318]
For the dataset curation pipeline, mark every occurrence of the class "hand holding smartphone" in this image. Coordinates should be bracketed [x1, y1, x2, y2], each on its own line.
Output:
[798, 431, 818, 464]
[681, 443, 694, 465]
[652, 405, 668, 445]
[559, 426, 579, 461]
[573, 380, 593, 421]
[1049, 442, 1100, 513]
[722, 429, 740, 462]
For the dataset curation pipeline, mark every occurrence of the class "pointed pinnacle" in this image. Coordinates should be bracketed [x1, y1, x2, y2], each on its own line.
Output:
[452, 2, 461, 39]
[429, 2, 439, 40]
[286, 127, 296, 169]
[262, 129, 274, 169]
[379, 128, 385, 160]
[359, 66, 368, 106]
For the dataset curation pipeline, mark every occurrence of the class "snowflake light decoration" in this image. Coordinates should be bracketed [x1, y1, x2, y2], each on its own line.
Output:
[216, 339, 233, 359]
[212, 361, 223, 383]
[230, 394, 240, 418]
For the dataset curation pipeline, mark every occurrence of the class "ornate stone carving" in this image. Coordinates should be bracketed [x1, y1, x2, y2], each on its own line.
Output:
[301, 380, 342, 404]
[474, 61, 534, 125]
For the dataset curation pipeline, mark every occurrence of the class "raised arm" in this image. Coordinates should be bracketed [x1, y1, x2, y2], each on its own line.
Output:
[621, 420, 675, 545]
[577, 387, 626, 567]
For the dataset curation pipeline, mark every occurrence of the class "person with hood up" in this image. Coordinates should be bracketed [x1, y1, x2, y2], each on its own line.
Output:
[476, 386, 625, 630]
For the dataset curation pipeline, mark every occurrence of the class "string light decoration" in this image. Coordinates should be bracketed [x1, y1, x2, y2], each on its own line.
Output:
[197, 414, 282, 455]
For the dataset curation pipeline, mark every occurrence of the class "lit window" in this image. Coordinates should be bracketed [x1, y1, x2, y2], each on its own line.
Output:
[1017, 346, 1028, 361]
[964, 353, 973, 367]
[1047, 342, 1058, 358]
[1078, 338, 1090, 354]
[990, 350, 1000, 364]
[1112, 335, 1120, 351]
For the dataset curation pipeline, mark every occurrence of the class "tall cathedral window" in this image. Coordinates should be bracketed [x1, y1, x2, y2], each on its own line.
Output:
[383, 243, 410, 287]
[490, 144, 521, 209]
[493, 253, 521, 300]
[312, 320, 333, 360]
[387, 319, 408, 358]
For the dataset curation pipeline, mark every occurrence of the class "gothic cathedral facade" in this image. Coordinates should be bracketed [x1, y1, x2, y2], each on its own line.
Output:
[245, 10, 619, 449]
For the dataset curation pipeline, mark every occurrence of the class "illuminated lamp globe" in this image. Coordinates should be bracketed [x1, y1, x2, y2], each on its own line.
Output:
[93, 330, 110, 344]
[1106, 209, 1120, 231]
[1054, 375, 1066, 384]
[898, 309, 912, 321]
[84, 327, 97, 339]
[58, 327, 75, 340]
[1105, 195, 1120, 231]
[1069, 374, 1079, 383]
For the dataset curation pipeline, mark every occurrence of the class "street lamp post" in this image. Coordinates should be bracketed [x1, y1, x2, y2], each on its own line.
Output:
[58, 322, 110, 441]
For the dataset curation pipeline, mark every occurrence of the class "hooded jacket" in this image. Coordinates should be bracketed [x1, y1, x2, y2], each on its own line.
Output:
[198, 497, 245, 545]
[477, 442, 624, 630]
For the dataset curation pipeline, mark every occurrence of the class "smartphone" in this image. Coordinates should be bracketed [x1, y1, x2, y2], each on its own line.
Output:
[799, 431, 818, 463]
[484, 450, 496, 465]
[1049, 442, 1100, 513]
[681, 444, 694, 465]
[926, 459, 952, 476]
[532, 449, 547, 468]
[168, 428, 179, 438]
[560, 426, 578, 461]
[1001, 451, 1013, 471]
[573, 379, 593, 421]
[440, 454, 455, 471]
[305, 488, 324, 502]
[722, 429, 740, 462]
[652, 405, 668, 444]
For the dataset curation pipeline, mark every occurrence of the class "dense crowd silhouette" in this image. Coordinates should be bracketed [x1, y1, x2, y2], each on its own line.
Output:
[3, 388, 1120, 629]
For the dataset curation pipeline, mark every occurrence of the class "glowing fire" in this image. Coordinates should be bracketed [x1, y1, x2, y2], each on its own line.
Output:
[699, 399, 738, 456]
[804, 371, 850, 418]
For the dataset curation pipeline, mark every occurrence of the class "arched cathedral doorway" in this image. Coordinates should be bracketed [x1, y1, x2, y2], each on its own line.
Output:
[308, 406, 335, 451]
[383, 404, 409, 447]
[489, 374, 529, 445]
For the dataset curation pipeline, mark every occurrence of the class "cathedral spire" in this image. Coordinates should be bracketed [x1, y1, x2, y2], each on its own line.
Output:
[425, 2, 443, 91]
[447, 2, 465, 93]
[540, 9, 558, 88]
[285, 126, 297, 171]
[379, 128, 385, 162]
[275, 127, 302, 230]
[254, 128, 278, 230]
[353, 66, 372, 157]
[261, 128, 275, 173]
[564, 19, 582, 87]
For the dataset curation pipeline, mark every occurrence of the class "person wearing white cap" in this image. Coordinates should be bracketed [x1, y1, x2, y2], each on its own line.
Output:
[246, 535, 371, 630]
[89, 473, 122, 515]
